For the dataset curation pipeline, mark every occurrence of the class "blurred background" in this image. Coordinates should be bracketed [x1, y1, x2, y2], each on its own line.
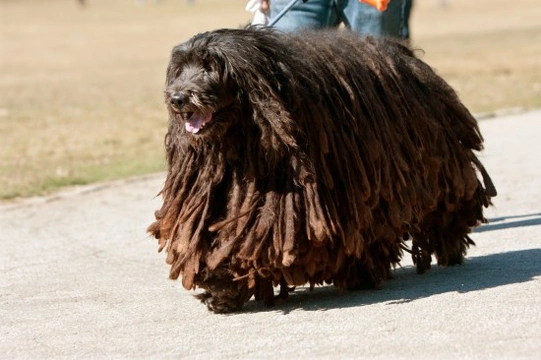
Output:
[1, 0, 540, 199]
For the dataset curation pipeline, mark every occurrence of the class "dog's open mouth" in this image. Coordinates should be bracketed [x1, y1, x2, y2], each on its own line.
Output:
[182, 111, 213, 134]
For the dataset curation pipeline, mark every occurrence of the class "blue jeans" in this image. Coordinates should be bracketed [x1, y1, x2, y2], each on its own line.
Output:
[269, 0, 409, 39]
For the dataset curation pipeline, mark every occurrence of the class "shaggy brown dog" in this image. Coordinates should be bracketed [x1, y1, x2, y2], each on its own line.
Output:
[148, 27, 496, 313]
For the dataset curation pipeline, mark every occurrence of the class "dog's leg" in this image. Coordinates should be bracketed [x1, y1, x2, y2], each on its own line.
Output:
[409, 232, 433, 274]
[344, 258, 388, 291]
[420, 195, 483, 268]
[255, 276, 275, 307]
[276, 277, 295, 301]
[435, 198, 481, 267]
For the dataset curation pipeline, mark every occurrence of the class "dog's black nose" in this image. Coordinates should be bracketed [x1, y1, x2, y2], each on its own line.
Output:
[170, 93, 188, 108]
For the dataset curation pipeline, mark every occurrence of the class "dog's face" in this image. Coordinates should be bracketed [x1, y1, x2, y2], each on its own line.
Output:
[165, 43, 239, 139]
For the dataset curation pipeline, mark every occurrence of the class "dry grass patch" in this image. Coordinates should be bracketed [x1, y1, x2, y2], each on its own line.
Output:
[1, 0, 540, 199]
[0, 0, 252, 198]
[411, 0, 541, 113]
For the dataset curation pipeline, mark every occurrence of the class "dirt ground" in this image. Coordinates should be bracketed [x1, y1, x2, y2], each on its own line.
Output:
[1, 0, 540, 199]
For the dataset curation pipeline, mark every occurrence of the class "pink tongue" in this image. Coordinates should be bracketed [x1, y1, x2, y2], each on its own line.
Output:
[185, 113, 212, 134]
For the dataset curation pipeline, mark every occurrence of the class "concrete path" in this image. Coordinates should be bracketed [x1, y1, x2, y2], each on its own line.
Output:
[1, 111, 540, 359]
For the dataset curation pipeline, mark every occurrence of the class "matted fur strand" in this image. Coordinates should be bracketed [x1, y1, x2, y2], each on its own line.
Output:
[147, 27, 496, 313]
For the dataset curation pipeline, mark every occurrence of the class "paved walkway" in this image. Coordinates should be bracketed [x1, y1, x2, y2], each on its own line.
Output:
[1, 111, 540, 359]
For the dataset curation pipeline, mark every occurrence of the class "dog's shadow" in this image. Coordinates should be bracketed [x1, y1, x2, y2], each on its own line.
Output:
[475, 212, 541, 233]
[240, 247, 541, 314]
[235, 213, 541, 314]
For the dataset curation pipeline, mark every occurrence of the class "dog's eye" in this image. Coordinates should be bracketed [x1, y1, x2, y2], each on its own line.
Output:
[201, 59, 216, 73]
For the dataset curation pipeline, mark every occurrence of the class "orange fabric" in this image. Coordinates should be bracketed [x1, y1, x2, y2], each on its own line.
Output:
[360, 0, 389, 11]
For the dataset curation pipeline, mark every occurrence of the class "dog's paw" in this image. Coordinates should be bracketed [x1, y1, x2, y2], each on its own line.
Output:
[195, 291, 244, 314]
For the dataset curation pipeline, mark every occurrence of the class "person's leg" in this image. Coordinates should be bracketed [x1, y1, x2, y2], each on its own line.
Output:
[340, 0, 384, 36]
[340, 0, 406, 38]
[381, 0, 405, 38]
[401, 0, 413, 40]
[269, 0, 338, 32]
